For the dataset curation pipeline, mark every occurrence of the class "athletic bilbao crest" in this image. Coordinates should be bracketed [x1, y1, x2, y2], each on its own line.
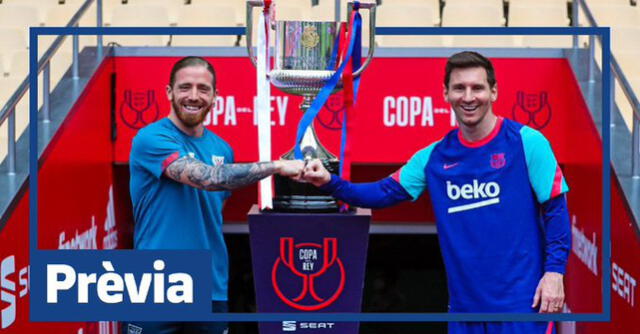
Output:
[211, 155, 224, 166]
[272, 237, 345, 311]
[512, 91, 552, 130]
[120, 89, 161, 129]
[490, 153, 506, 169]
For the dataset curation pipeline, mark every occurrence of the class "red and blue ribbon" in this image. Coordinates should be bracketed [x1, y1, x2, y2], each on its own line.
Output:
[340, 4, 362, 182]
[294, 3, 363, 173]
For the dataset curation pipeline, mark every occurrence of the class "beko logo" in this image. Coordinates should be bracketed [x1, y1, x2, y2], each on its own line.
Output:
[446, 180, 501, 213]
[1, 255, 29, 329]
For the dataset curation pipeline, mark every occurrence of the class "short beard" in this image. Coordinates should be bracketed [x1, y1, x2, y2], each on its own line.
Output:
[458, 115, 483, 128]
[172, 99, 211, 128]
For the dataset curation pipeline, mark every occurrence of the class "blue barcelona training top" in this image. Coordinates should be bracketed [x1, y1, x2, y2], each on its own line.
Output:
[129, 118, 234, 301]
[322, 117, 570, 312]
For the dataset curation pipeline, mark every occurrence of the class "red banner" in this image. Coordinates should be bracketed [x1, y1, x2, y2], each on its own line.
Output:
[113, 57, 585, 165]
[0, 59, 126, 333]
[0, 54, 636, 332]
[112, 56, 604, 225]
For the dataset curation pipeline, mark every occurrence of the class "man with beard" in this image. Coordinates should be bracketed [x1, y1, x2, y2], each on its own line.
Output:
[126, 57, 303, 334]
[302, 51, 571, 334]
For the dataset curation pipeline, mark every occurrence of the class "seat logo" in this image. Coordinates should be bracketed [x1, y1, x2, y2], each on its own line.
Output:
[282, 321, 297, 331]
[272, 238, 345, 311]
[1, 256, 16, 329]
[1, 255, 28, 329]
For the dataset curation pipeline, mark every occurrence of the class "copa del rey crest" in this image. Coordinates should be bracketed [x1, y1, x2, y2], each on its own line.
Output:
[490, 153, 506, 169]
[271, 237, 345, 311]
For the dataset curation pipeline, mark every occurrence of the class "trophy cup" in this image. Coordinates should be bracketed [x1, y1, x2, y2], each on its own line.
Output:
[246, 0, 377, 212]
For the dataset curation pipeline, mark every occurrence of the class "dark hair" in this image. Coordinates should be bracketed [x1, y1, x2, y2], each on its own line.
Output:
[169, 56, 217, 89]
[444, 51, 496, 88]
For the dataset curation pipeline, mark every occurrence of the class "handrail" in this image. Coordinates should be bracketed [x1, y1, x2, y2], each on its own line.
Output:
[611, 58, 640, 117]
[577, 0, 640, 121]
[577, 0, 597, 28]
[577, 0, 640, 178]
[0, 0, 97, 125]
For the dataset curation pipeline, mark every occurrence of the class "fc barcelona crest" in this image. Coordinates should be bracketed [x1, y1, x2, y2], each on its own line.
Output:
[490, 153, 506, 169]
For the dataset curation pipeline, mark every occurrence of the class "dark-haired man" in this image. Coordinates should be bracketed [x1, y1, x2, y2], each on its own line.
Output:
[303, 51, 571, 334]
[126, 57, 304, 334]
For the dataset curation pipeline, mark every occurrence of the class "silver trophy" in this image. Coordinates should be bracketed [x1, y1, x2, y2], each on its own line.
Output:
[247, 1, 377, 212]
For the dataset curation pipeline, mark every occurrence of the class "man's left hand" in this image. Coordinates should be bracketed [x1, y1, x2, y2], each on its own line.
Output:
[532, 272, 565, 313]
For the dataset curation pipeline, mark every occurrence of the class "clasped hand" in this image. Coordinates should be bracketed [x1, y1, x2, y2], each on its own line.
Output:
[276, 159, 331, 187]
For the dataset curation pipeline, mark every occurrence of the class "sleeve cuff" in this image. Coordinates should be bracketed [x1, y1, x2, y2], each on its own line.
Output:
[544, 264, 566, 275]
[318, 174, 341, 193]
[161, 151, 181, 172]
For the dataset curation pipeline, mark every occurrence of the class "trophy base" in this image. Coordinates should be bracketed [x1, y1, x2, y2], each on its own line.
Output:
[272, 159, 341, 213]
[272, 194, 339, 213]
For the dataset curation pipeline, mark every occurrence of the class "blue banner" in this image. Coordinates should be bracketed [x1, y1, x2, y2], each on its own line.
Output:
[248, 207, 372, 333]
[30, 250, 213, 321]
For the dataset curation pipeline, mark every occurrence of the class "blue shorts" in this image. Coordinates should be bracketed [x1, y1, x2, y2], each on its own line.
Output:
[122, 301, 229, 334]
[449, 321, 555, 334]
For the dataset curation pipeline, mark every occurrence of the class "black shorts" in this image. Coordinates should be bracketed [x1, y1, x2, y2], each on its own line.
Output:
[122, 301, 229, 334]
[449, 321, 554, 334]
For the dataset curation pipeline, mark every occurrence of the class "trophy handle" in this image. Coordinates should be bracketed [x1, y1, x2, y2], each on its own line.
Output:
[245, 0, 267, 68]
[347, 1, 377, 78]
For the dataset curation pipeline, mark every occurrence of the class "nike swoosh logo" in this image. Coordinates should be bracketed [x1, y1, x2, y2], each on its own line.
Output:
[443, 163, 460, 170]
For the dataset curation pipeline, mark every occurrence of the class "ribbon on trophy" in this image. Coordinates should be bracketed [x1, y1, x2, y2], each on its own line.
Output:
[294, 3, 363, 185]
[257, 0, 273, 210]
[340, 5, 362, 184]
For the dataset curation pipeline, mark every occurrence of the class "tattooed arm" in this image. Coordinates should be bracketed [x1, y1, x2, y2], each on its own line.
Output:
[164, 156, 303, 191]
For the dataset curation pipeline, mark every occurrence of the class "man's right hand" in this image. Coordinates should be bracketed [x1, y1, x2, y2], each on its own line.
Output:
[302, 159, 331, 187]
[274, 160, 305, 177]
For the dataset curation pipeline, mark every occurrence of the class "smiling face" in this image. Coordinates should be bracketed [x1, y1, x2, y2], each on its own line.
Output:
[166, 65, 216, 129]
[444, 66, 497, 129]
